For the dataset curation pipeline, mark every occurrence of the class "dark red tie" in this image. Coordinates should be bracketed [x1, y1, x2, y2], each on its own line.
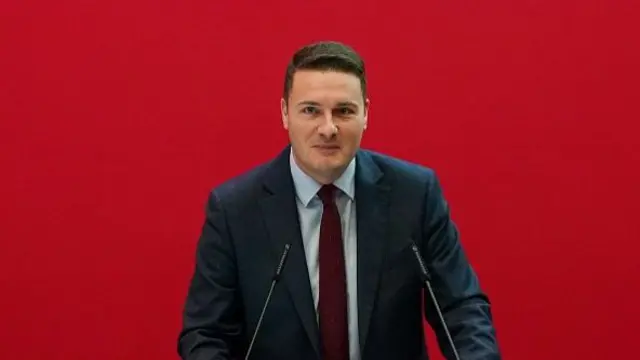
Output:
[317, 184, 349, 360]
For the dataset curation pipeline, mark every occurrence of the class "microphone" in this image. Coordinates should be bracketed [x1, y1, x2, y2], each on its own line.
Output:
[244, 243, 291, 360]
[410, 241, 461, 360]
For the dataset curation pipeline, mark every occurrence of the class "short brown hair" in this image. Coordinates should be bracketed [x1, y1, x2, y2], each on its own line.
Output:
[283, 41, 367, 103]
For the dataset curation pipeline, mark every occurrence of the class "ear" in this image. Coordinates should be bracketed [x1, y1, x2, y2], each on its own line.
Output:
[280, 98, 289, 130]
[363, 98, 370, 130]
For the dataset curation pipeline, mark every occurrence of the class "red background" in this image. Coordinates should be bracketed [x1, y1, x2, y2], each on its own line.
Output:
[1, 1, 639, 359]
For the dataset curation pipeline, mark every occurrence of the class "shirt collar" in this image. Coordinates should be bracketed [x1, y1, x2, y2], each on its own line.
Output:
[289, 150, 356, 207]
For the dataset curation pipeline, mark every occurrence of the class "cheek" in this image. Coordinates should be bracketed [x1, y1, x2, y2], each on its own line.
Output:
[290, 127, 319, 149]
[341, 126, 364, 143]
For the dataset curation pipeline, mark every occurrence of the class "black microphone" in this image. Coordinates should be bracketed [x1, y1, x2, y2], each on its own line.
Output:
[410, 240, 461, 360]
[244, 243, 291, 360]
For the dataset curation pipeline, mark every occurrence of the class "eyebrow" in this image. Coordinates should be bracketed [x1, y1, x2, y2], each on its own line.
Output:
[295, 100, 359, 108]
[296, 101, 321, 107]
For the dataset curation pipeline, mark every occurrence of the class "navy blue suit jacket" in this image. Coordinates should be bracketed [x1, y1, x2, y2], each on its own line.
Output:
[178, 146, 500, 360]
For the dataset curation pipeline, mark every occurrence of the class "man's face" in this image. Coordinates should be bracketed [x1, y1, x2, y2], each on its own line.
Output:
[281, 70, 369, 183]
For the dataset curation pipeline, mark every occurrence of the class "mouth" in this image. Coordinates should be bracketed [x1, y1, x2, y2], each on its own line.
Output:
[314, 144, 341, 150]
[313, 144, 341, 154]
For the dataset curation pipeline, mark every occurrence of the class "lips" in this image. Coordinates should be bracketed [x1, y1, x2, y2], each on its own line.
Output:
[313, 145, 341, 155]
[314, 144, 340, 150]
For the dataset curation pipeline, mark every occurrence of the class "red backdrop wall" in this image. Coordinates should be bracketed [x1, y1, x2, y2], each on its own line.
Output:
[2, 1, 639, 359]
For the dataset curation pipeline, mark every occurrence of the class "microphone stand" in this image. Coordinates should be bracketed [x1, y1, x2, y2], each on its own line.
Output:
[411, 242, 461, 360]
[244, 243, 291, 360]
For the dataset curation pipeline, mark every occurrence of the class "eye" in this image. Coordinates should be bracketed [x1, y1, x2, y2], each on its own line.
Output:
[301, 106, 318, 115]
[336, 107, 355, 116]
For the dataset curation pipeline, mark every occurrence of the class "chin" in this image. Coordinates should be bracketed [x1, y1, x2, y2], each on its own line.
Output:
[314, 157, 346, 172]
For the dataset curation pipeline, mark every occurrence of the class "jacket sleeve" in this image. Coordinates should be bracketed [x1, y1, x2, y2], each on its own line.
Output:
[178, 190, 244, 360]
[420, 172, 501, 360]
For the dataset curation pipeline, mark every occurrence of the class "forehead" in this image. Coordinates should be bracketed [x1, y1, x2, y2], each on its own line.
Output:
[290, 70, 363, 103]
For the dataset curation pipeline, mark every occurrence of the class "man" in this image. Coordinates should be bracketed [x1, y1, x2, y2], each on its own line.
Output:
[178, 41, 501, 360]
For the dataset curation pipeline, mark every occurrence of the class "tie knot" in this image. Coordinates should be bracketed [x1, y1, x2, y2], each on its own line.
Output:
[317, 184, 337, 205]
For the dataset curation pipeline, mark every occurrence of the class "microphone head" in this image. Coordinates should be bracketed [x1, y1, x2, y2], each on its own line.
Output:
[273, 243, 291, 281]
[409, 240, 432, 281]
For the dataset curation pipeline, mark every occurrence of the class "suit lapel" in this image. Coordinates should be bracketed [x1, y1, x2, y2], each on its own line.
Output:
[259, 147, 321, 358]
[258, 147, 390, 357]
[355, 150, 391, 354]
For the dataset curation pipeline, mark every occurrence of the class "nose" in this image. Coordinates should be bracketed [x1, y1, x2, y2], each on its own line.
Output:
[317, 111, 338, 138]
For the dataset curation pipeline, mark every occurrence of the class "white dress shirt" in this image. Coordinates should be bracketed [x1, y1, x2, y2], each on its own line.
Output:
[289, 152, 360, 360]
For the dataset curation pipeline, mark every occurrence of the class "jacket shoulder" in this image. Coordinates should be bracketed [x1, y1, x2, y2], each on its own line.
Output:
[205, 159, 271, 210]
[361, 149, 437, 185]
